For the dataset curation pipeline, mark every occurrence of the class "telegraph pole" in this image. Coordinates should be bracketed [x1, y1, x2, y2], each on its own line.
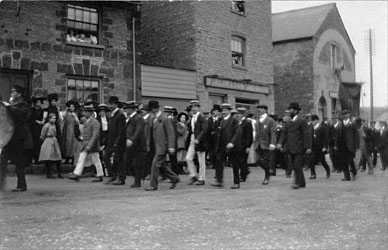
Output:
[366, 29, 376, 122]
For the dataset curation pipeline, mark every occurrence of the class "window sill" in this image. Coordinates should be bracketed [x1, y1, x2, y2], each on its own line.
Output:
[231, 10, 246, 16]
[66, 41, 105, 49]
[232, 64, 247, 71]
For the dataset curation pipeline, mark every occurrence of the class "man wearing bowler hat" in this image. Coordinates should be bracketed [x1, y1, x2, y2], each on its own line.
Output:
[277, 102, 312, 189]
[145, 100, 179, 191]
[185, 100, 208, 185]
[0, 85, 33, 191]
[255, 104, 276, 185]
[104, 96, 126, 185]
[335, 110, 359, 181]
[211, 103, 240, 189]
[123, 101, 146, 188]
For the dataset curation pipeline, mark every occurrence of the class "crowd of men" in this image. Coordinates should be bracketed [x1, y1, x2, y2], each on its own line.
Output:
[0, 85, 387, 192]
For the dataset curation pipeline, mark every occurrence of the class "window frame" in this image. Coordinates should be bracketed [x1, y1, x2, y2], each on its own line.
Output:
[330, 44, 342, 70]
[66, 3, 104, 48]
[66, 76, 102, 105]
[231, 36, 246, 68]
[231, 0, 246, 16]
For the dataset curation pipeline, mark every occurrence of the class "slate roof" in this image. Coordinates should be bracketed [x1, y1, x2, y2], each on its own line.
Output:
[272, 3, 335, 43]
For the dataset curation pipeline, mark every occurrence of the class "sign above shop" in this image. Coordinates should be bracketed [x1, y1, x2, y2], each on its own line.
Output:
[205, 77, 270, 94]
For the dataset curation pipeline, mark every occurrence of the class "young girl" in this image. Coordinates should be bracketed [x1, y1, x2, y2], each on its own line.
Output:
[39, 113, 62, 178]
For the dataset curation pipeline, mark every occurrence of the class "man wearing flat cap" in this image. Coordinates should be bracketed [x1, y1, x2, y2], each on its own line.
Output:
[185, 100, 208, 185]
[278, 102, 312, 189]
[211, 103, 240, 188]
[255, 104, 276, 185]
[104, 96, 127, 185]
[235, 107, 253, 183]
[0, 85, 33, 191]
[334, 110, 359, 181]
[145, 100, 179, 191]
[123, 101, 146, 188]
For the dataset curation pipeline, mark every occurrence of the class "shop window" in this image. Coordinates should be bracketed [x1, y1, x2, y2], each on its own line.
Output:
[67, 4, 99, 45]
[67, 78, 100, 104]
[231, 1, 245, 15]
[231, 36, 245, 67]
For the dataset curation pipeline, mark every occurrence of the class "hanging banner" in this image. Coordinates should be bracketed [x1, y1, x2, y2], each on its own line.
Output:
[339, 82, 361, 116]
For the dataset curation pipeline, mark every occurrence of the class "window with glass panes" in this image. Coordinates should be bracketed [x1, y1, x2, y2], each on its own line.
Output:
[67, 4, 99, 44]
[231, 1, 245, 15]
[231, 36, 245, 66]
[67, 78, 100, 104]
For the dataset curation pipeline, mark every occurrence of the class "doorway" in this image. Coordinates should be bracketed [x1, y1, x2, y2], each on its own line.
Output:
[318, 96, 327, 120]
[0, 69, 31, 101]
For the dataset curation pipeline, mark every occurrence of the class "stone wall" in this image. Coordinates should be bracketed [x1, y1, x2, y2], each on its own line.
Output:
[0, 1, 141, 105]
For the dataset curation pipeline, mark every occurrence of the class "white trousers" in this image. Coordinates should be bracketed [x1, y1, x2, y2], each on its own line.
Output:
[73, 151, 104, 177]
[185, 135, 206, 181]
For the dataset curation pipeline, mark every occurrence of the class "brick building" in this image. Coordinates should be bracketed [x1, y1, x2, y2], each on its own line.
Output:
[273, 3, 357, 119]
[0, 1, 141, 106]
[141, 0, 273, 113]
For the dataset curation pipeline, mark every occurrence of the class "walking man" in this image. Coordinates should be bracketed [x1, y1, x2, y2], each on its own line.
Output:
[278, 103, 312, 189]
[185, 100, 208, 185]
[145, 100, 179, 191]
[67, 105, 104, 182]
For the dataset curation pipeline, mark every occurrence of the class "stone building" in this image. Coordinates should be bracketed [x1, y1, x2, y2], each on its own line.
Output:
[273, 3, 357, 119]
[0, 1, 141, 105]
[141, 0, 273, 113]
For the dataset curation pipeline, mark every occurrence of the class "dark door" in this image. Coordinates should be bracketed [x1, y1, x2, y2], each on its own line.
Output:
[0, 70, 30, 101]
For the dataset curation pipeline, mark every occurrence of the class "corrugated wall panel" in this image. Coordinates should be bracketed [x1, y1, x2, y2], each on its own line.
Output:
[141, 65, 196, 99]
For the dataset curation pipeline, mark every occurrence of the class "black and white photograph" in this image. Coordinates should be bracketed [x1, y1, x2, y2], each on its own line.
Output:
[0, 0, 387, 249]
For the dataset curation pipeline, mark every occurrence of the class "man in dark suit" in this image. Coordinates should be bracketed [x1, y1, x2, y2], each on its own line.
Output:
[0, 85, 32, 192]
[185, 100, 208, 185]
[255, 104, 276, 185]
[369, 121, 379, 167]
[67, 105, 104, 182]
[335, 110, 359, 181]
[140, 104, 154, 179]
[377, 121, 388, 170]
[164, 106, 180, 175]
[308, 115, 330, 179]
[271, 118, 288, 174]
[235, 107, 253, 182]
[123, 101, 146, 188]
[211, 103, 240, 189]
[104, 96, 126, 185]
[207, 105, 222, 169]
[278, 102, 312, 189]
[328, 115, 342, 173]
[145, 100, 179, 191]
[356, 118, 374, 174]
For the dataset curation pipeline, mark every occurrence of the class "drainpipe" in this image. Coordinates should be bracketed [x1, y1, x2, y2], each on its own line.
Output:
[132, 16, 136, 101]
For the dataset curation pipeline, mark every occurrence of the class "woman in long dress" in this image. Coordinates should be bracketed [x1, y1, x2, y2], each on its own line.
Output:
[176, 112, 189, 174]
[61, 100, 80, 165]
[29, 94, 46, 164]
[39, 113, 62, 178]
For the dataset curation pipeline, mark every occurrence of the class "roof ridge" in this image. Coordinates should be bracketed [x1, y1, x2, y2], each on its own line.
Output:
[273, 2, 335, 15]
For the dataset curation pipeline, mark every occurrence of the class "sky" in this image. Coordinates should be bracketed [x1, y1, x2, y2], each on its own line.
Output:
[272, 0, 388, 108]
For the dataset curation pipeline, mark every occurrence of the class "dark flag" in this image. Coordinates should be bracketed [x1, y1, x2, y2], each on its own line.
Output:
[339, 82, 361, 116]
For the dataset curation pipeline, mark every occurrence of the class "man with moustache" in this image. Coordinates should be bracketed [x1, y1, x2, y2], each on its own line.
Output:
[255, 104, 276, 185]
[211, 103, 240, 189]
[277, 103, 312, 189]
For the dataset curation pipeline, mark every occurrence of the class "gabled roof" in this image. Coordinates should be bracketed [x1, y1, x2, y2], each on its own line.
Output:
[272, 3, 335, 43]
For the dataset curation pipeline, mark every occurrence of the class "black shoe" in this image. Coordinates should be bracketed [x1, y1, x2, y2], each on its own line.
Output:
[57, 174, 64, 179]
[380, 168, 386, 170]
[131, 184, 141, 188]
[12, 187, 27, 192]
[285, 174, 291, 178]
[291, 184, 305, 189]
[145, 187, 157, 191]
[262, 179, 269, 185]
[112, 180, 125, 185]
[211, 182, 223, 188]
[309, 175, 316, 179]
[326, 173, 330, 178]
[196, 180, 205, 185]
[269, 170, 276, 176]
[187, 176, 197, 185]
[47, 173, 55, 179]
[360, 169, 366, 172]
[67, 173, 80, 181]
[231, 184, 240, 189]
[92, 177, 103, 182]
[170, 178, 180, 189]
[341, 178, 350, 181]
[105, 177, 117, 184]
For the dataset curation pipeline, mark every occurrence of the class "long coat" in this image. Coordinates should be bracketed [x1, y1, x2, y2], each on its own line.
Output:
[81, 116, 101, 153]
[215, 115, 239, 153]
[149, 112, 175, 155]
[126, 113, 146, 153]
[312, 124, 329, 151]
[61, 111, 78, 157]
[255, 115, 276, 150]
[106, 109, 126, 150]
[238, 118, 253, 151]
[279, 115, 312, 154]
[185, 113, 208, 152]
[335, 120, 359, 154]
